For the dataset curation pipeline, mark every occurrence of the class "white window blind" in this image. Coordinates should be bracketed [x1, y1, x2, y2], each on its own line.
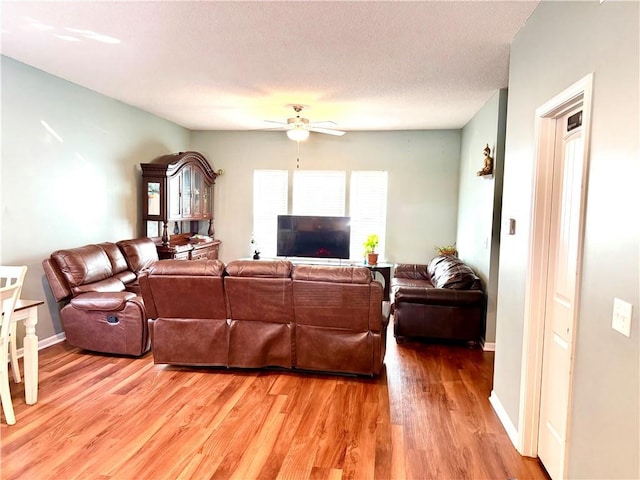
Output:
[292, 171, 346, 216]
[350, 171, 388, 261]
[253, 170, 288, 258]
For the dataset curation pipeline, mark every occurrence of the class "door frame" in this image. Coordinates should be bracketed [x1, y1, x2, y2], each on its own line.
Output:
[517, 74, 594, 467]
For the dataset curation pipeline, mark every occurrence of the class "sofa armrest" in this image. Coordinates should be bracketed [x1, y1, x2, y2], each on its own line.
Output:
[366, 281, 389, 332]
[70, 291, 138, 311]
[394, 263, 430, 280]
[42, 258, 72, 302]
[381, 301, 391, 328]
[394, 286, 485, 307]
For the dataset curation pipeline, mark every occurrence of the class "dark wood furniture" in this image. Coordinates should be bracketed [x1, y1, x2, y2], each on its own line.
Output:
[365, 262, 392, 301]
[156, 233, 221, 260]
[141, 151, 221, 259]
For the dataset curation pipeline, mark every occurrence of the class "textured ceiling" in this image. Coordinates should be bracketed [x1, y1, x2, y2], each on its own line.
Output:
[1, 1, 539, 131]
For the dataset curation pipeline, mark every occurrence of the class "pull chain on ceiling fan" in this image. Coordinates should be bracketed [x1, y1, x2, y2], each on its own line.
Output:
[264, 105, 346, 141]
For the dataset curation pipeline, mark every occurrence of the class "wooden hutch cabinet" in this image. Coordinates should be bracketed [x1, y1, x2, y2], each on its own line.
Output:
[141, 151, 221, 260]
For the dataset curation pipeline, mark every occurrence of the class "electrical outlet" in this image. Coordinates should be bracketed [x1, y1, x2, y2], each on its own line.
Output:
[612, 298, 632, 337]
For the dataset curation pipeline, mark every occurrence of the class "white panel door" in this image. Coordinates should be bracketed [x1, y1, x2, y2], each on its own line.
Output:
[538, 107, 584, 479]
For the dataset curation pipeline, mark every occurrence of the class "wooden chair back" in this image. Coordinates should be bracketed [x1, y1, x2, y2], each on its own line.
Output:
[0, 265, 28, 425]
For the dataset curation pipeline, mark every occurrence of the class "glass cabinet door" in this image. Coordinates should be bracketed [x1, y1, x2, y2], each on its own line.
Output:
[203, 184, 212, 218]
[146, 181, 161, 217]
[182, 166, 192, 217]
[169, 175, 181, 218]
[192, 169, 203, 217]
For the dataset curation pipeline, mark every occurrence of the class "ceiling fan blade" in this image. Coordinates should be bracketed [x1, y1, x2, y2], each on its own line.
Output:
[255, 126, 288, 131]
[264, 120, 287, 126]
[309, 126, 346, 136]
[308, 120, 337, 127]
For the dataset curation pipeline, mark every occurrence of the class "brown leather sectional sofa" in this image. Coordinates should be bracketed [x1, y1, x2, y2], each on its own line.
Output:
[139, 259, 391, 376]
[391, 255, 486, 346]
[42, 238, 158, 356]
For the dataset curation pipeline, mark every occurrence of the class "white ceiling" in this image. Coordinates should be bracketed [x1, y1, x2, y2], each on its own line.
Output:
[1, 1, 539, 132]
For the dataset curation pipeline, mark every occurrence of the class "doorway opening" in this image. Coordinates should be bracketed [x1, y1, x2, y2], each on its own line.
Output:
[517, 74, 593, 479]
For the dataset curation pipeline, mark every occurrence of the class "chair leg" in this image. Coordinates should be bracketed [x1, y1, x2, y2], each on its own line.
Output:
[9, 323, 21, 383]
[0, 363, 16, 425]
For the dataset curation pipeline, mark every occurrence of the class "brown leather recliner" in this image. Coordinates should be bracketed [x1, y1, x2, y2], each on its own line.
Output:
[391, 255, 486, 346]
[224, 259, 294, 368]
[42, 237, 157, 356]
[292, 265, 390, 376]
[140, 259, 229, 366]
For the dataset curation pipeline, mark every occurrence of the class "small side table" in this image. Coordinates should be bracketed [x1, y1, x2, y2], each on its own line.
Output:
[364, 263, 393, 301]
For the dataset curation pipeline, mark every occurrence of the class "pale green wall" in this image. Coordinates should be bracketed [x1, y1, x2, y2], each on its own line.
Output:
[191, 130, 462, 264]
[1, 56, 190, 343]
[457, 89, 507, 345]
[493, 2, 639, 478]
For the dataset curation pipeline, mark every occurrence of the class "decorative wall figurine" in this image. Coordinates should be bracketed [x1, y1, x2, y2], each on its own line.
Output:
[477, 144, 494, 176]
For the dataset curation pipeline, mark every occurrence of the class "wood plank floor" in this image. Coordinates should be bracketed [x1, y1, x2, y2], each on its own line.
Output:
[1, 327, 549, 479]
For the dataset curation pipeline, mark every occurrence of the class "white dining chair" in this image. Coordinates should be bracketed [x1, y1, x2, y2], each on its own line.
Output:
[1, 266, 27, 425]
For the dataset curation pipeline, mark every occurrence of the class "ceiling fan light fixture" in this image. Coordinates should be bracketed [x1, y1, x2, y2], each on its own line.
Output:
[287, 127, 309, 142]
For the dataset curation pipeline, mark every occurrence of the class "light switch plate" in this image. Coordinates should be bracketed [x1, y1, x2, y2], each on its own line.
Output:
[612, 298, 632, 337]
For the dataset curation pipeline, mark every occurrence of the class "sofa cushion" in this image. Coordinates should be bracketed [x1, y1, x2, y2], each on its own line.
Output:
[427, 255, 480, 290]
[98, 242, 130, 274]
[140, 259, 227, 320]
[74, 277, 127, 295]
[292, 265, 371, 284]
[226, 259, 292, 278]
[51, 245, 113, 289]
[117, 238, 159, 273]
[393, 263, 430, 281]
[146, 258, 225, 277]
[97, 242, 137, 286]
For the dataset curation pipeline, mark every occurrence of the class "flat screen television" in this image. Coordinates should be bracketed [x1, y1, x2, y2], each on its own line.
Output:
[277, 215, 351, 259]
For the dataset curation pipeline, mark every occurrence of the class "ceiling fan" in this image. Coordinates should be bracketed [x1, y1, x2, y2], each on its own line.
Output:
[265, 105, 346, 141]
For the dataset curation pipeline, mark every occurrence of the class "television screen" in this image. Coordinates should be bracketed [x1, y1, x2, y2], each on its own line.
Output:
[277, 215, 351, 259]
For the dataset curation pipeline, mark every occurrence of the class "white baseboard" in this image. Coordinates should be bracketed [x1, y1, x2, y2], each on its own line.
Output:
[489, 390, 520, 449]
[483, 342, 496, 351]
[15, 332, 66, 359]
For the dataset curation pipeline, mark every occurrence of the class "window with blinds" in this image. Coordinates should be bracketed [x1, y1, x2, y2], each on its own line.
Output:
[292, 171, 346, 215]
[350, 171, 388, 261]
[253, 169, 388, 261]
[252, 170, 288, 258]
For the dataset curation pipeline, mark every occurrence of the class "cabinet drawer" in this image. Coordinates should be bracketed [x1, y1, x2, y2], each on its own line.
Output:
[173, 251, 191, 260]
[191, 244, 219, 260]
[190, 250, 209, 260]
